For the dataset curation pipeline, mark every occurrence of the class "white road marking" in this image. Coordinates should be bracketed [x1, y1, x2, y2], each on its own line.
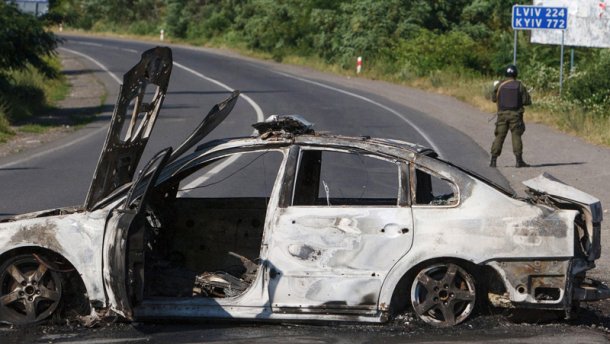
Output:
[270, 70, 444, 157]
[173, 62, 264, 123]
[0, 126, 109, 169]
[60, 47, 122, 84]
[73, 41, 104, 48]
[177, 155, 240, 196]
[74, 41, 138, 54]
[172, 62, 264, 192]
[0, 48, 120, 169]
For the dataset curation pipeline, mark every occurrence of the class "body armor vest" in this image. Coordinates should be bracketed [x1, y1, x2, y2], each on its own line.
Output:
[497, 80, 522, 111]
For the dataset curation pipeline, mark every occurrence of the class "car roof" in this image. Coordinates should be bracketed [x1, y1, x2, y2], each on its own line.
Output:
[191, 133, 437, 160]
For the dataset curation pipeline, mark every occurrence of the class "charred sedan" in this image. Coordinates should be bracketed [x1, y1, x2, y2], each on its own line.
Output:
[0, 47, 608, 327]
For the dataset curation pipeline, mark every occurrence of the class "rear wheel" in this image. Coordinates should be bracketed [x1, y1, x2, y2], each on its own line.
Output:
[0, 254, 63, 325]
[410, 262, 477, 327]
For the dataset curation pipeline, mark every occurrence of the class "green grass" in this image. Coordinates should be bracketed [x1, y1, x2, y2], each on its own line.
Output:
[0, 55, 71, 139]
[18, 124, 51, 133]
[401, 71, 610, 146]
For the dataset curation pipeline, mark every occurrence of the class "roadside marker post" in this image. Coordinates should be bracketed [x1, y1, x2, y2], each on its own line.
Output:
[511, 5, 568, 94]
[356, 56, 362, 74]
[160, 29, 165, 41]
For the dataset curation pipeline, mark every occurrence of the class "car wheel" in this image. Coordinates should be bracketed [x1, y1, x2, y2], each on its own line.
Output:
[0, 254, 63, 325]
[410, 262, 477, 327]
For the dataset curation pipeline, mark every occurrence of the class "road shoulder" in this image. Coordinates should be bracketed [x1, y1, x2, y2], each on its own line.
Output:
[0, 51, 105, 159]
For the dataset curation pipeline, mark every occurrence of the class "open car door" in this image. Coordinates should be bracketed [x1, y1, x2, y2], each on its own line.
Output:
[103, 89, 241, 318]
[104, 148, 172, 319]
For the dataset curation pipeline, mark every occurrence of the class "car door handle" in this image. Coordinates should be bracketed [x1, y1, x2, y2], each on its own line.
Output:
[381, 223, 410, 234]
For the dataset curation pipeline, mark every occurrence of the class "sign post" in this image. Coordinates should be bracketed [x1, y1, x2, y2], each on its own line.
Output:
[512, 5, 568, 94]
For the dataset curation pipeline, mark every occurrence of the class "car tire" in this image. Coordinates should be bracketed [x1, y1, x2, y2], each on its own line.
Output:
[410, 262, 477, 327]
[0, 253, 63, 325]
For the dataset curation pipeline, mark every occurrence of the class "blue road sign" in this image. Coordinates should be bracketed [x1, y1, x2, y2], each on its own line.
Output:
[512, 5, 568, 30]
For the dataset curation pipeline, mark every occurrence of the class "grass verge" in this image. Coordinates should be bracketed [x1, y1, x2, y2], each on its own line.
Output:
[0, 55, 70, 141]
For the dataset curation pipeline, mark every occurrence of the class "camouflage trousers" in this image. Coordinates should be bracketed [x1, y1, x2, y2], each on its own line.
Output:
[490, 110, 525, 157]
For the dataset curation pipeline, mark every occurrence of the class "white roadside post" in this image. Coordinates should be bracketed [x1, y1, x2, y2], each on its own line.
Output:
[160, 29, 165, 41]
[356, 56, 362, 74]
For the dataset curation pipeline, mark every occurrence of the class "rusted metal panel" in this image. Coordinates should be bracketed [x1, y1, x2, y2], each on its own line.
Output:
[487, 260, 570, 305]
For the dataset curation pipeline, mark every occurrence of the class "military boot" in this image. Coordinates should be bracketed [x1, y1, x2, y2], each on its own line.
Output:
[515, 154, 530, 168]
[490, 156, 497, 168]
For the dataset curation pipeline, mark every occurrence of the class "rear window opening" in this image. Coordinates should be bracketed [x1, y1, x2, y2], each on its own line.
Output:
[414, 168, 458, 206]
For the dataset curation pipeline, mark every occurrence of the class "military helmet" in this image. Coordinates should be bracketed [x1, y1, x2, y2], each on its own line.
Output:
[505, 64, 518, 78]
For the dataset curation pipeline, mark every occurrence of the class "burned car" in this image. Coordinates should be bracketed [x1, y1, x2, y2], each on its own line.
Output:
[0, 47, 608, 328]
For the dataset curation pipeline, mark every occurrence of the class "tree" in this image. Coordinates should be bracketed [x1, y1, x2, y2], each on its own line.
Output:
[0, 3, 58, 78]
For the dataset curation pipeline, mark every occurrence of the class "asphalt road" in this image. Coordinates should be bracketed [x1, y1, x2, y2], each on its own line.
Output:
[0, 35, 508, 216]
[0, 35, 608, 343]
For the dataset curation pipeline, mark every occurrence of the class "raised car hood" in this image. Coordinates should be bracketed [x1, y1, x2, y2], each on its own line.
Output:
[84, 47, 173, 210]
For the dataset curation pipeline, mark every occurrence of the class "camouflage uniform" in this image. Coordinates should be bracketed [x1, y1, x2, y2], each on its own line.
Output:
[490, 78, 531, 165]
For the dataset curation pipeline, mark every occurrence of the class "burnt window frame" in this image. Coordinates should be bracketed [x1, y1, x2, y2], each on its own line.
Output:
[287, 146, 409, 207]
[409, 163, 460, 208]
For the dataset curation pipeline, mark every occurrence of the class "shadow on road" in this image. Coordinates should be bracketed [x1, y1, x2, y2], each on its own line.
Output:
[528, 162, 586, 168]
[0, 167, 40, 171]
[62, 69, 103, 76]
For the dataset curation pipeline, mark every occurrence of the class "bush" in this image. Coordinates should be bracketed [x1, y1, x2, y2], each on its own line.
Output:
[523, 61, 560, 93]
[395, 29, 485, 78]
[0, 3, 58, 78]
[129, 20, 158, 36]
[0, 66, 48, 122]
[565, 50, 610, 116]
[0, 101, 14, 140]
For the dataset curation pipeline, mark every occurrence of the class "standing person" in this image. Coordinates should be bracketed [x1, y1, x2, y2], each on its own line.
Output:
[489, 64, 532, 168]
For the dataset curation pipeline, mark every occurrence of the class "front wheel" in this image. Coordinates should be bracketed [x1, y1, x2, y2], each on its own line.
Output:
[0, 254, 63, 325]
[410, 262, 477, 327]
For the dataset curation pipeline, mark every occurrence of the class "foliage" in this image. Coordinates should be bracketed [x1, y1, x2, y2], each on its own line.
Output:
[49, 0, 610, 144]
[565, 50, 610, 116]
[0, 3, 63, 135]
[0, 3, 59, 78]
[396, 29, 486, 78]
[0, 62, 65, 123]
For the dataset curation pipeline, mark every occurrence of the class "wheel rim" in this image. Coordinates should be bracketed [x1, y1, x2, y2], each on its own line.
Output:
[410, 263, 476, 327]
[0, 255, 62, 325]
